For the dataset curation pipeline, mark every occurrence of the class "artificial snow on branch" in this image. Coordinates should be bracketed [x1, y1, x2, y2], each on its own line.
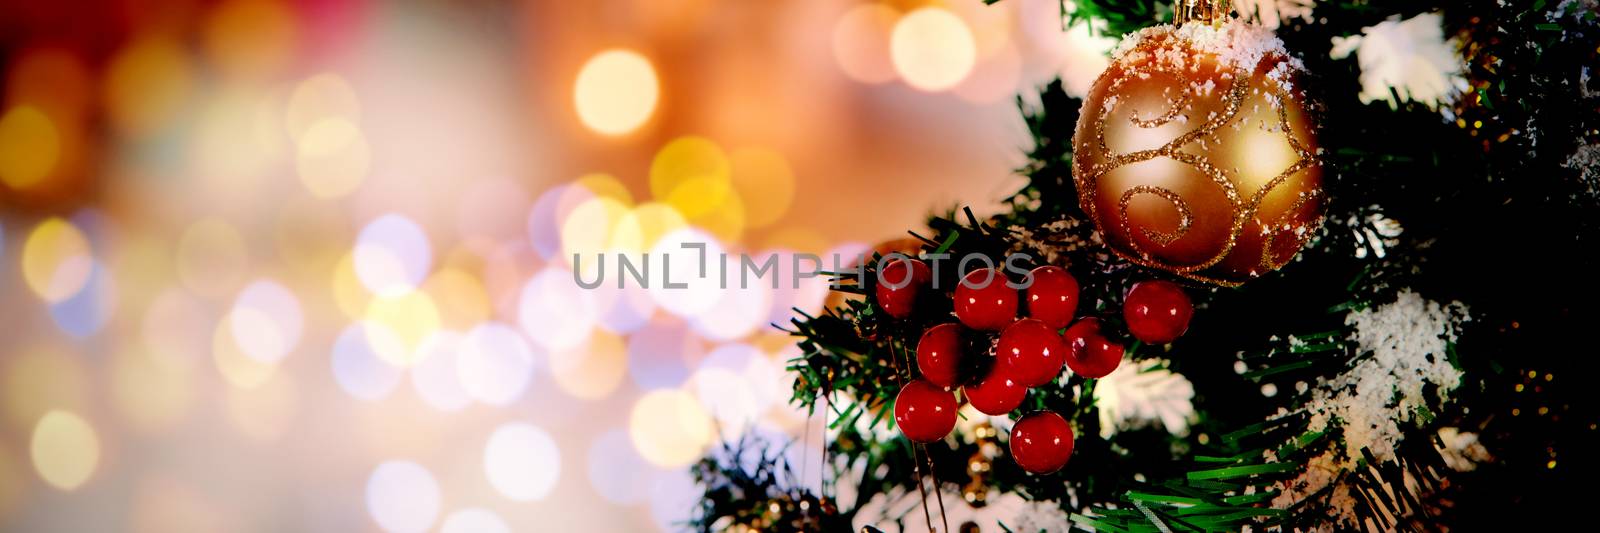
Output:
[1330, 13, 1470, 110]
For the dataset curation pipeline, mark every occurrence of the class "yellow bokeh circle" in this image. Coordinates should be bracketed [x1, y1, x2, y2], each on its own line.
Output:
[628, 389, 714, 467]
[0, 106, 61, 190]
[573, 49, 660, 136]
[890, 7, 977, 92]
[285, 73, 360, 142]
[296, 117, 369, 199]
[21, 218, 93, 303]
[609, 202, 689, 254]
[650, 136, 732, 218]
[549, 332, 628, 400]
[363, 291, 442, 365]
[30, 410, 100, 491]
[421, 268, 491, 329]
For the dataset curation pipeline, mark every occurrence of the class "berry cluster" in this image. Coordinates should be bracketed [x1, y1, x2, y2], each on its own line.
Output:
[878, 259, 1194, 474]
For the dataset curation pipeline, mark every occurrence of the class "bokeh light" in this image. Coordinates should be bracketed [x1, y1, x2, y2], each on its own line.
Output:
[21, 217, 93, 303]
[439, 508, 511, 533]
[611, 202, 688, 255]
[587, 429, 656, 504]
[48, 261, 114, 338]
[629, 389, 713, 468]
[0, 0, 1089, 527]
[648, 469, 701, 532]
[230, 279, 305, 363]
[296, 117, 370, 198]
[188, 88, 287, 190]
[649, 136, 732, 219]
[592, 276, 657, 334]
[690, 366, 757, 439]
[483, 422, 560, 501]
[548, 332, 628, 400]
[330, 323, 407, 401]
[421, 268, 492, 329]
[213, 315, 278, 389]
[410, 331, 472, 412]
[831, 3, 901, 84]
[527, 184, 571, 260]
[518, 267, 597, 352]
[363, 291, 442, 363]
[690, 279, 772, 342]
[365, 461, 441, 533]
[286, 73, 361, 141]
[575, 172, 635, 204]
[698, 343, 780, 419]
[573, 49, 660, 136]
[890, 7, 978, 92]
[480, 242, 541, 316]
[626, 318, 703, 390]
[647, 228, 728, 318]
[559, 195, 630, 276]
[104, 35, 192, 136]
[760, 249, 833, 327]
[456, 322, 538, 406]
[29, 410, 99, 491]
[354, 214, 434, 297]
[331, 252, 374, 319]
[6, 48, 92, 122]
[0, 106, 60, 190]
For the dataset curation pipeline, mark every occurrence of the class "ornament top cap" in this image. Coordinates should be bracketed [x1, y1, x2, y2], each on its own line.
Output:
[1174, 0, 1232, 26]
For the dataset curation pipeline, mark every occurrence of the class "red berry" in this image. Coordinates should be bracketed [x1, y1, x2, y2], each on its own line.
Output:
[964, 364, 1027, 416]
[1063, 318, 1123, 379]
[996, 319, 1067, 387]
[954, 268, 1018, 331]
[875, 258, 931, 319]
[893, 380, 957, 443]
[915, 323, 966, 388]
[1123, 280, 1193, 344]
[1025, 266, 1079, 330]
[1009, 411, 1075, 474]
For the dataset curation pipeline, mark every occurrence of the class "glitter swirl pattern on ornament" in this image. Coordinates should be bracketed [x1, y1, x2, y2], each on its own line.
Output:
[1072, 20, 1324, 285]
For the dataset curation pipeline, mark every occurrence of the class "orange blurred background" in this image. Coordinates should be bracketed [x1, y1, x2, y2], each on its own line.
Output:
[0, 0, 1115, 530]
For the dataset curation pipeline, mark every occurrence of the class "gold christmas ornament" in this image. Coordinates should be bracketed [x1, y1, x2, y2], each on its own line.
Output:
[1072, 1, 1324, 285]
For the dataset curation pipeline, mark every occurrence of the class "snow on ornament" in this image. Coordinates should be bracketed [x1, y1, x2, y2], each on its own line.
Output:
[1072, 1, 1325, 285]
